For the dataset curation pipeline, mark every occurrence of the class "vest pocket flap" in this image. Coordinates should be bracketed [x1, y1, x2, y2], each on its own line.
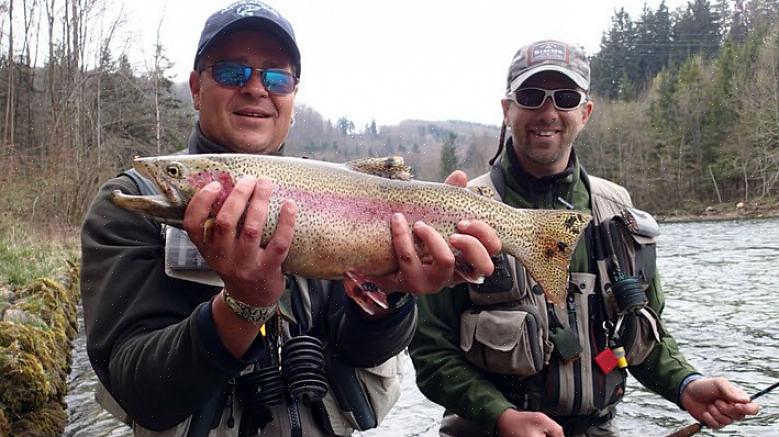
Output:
[620, 306, 665, 366]
[459, 308, 544, 377]
[474, 310, 528, 351]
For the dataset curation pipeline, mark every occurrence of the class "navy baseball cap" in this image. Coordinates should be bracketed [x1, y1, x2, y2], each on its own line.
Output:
[194, 0, 301, 78]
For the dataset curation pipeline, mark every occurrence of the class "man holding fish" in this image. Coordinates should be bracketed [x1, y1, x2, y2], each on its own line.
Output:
[409, 40, 760, 436]
[80, 1, 507, 436]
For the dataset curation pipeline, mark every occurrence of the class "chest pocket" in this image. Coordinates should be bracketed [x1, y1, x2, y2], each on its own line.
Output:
[459, 305, 545, 377]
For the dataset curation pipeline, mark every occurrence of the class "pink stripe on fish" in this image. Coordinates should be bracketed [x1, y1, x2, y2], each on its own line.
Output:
[273, 185, 465, 224]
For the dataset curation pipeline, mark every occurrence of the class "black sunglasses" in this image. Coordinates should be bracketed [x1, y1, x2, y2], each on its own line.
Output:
[206, 62, 298, 95]
[508, 88, 588, 111]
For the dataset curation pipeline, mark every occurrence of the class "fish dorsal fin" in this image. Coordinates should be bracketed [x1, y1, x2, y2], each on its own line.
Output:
[468, 185, 496, 199]
[345, 156, 413, 180]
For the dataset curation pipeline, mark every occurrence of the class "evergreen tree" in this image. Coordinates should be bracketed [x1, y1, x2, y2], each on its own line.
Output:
[671, 0, 722, 65]
[336, 116, 355, 135]
[652, 1, 674, 62]
[365, 119, 378, 137]
[591, 8, 636, 99]
[729, 0, 749, 42]
[439, 133, 459, 181]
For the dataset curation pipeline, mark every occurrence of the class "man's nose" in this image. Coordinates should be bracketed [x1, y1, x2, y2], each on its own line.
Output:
[536, 96, 559, 119]
[241, 70, 269, 97]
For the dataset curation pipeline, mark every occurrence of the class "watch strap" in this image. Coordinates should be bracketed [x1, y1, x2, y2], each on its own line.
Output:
[222, 289, 277, 325]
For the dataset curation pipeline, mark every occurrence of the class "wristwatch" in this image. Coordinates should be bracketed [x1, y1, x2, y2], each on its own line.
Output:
[222, 289, 277, 325]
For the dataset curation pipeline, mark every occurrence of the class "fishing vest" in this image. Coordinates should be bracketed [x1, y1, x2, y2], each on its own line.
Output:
[94, 169, 403, 437]
[460, 168, 663, 418]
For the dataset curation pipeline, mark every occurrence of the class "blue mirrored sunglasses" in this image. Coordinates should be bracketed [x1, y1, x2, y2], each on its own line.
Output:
[207, 62, 298, 95]
[509, 88, 588, 111]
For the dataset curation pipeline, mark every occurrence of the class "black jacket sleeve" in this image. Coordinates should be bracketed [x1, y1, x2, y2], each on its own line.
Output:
[323, 283, 417, 368]
[80, 176, 262, 430]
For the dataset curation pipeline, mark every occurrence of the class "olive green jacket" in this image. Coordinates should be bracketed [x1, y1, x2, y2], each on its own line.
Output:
[409, 149, 697, 434]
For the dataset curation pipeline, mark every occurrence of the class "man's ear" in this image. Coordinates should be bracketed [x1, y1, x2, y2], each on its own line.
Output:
[501, 98, 511, 126]
[189, 70, 202, 111]
[580, 99, 594, 125]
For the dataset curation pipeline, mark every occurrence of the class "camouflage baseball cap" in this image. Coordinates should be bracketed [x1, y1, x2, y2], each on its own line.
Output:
[506, 40, 590, 93]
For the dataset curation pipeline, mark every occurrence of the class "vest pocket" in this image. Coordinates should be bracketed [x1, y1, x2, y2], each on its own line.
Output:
[459, 307, 544, 377]
[619, 307, 664, 366]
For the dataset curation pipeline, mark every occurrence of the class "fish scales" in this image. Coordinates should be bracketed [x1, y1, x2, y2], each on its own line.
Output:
[111, 154, 591, 303]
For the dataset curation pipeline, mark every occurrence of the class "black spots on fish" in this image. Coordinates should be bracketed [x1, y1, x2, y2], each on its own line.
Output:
[563, 213, 587, 233]
[563, 215, 578, 232]
[543, 239, 569, 259]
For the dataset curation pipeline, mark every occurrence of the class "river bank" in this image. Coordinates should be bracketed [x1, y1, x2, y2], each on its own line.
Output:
[655, 197, 779, 223]
[0, 218, 80, 436]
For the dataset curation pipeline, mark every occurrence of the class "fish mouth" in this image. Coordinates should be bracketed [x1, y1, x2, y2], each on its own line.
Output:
[133, 157, 184, 206]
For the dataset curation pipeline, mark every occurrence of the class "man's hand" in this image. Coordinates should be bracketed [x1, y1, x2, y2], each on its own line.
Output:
[183, 177, 296, 357]
[681, 377, 760, 429]
[368, 170, 501, 297]
[496, 409, 563, 437]
[184, 177, 296, 307]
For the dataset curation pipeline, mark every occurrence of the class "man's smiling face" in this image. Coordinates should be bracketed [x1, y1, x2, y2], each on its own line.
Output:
[189, 30, 297, 154]
[501, 71, 593, 177]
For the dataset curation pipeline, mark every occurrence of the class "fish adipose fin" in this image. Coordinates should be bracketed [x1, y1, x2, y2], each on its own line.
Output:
[467, 185, 496, 199]
[345, 156, 413, 180]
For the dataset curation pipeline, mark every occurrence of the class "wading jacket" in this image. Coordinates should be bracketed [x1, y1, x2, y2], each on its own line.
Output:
[80, 126, 416, 436]
[409, 147, 698, 435]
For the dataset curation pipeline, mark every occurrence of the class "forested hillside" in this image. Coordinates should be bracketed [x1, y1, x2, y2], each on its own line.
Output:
[581, 0, 779, 211]
[0, 0, 776, 226]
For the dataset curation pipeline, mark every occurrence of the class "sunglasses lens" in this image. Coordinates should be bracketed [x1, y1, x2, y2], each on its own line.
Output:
[514, 88, 584, 110]
[553, 90, 583, 109]
[211, 63, 249, 87]
[262, 70, 297, 94]
[515, 88, 546, 108]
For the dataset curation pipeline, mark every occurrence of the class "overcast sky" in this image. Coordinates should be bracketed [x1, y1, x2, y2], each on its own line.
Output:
[123, 0, 688, 129]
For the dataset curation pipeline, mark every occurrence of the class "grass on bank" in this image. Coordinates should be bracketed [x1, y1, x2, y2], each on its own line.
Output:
[0, 215, 79, 289]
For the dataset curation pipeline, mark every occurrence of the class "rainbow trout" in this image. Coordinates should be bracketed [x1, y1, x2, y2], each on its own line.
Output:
[111, 154, 590, 304]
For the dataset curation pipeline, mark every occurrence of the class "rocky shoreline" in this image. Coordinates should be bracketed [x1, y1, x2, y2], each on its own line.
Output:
[655, 199, 779, 223]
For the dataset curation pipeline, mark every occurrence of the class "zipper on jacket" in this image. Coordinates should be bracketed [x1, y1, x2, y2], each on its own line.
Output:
[567, 292, 583, 414]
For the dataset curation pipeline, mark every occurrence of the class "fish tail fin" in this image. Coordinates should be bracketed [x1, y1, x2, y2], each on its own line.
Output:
[499, 208, 591, 304]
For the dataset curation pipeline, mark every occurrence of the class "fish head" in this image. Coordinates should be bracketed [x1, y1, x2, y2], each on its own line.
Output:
[133, 155, 238, 214]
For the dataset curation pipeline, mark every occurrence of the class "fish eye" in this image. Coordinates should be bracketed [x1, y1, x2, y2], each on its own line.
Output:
[166, 164, 182, 178]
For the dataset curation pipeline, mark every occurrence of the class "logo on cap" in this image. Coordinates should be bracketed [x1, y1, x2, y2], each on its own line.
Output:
[528, 41, 568, 66]
[219, 1, 280, 18]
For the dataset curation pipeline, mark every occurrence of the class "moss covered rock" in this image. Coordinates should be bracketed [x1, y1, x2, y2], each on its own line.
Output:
[0, 261, 79, 436]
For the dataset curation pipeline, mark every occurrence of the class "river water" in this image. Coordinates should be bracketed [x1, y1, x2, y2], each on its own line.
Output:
[63, 218, 779, 436]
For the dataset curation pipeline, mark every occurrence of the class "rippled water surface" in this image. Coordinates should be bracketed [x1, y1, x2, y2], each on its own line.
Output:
[65, 218, 779, 436]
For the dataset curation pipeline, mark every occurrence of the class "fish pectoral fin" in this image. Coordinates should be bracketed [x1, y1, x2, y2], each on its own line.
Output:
[343, 270, 390, 315]
[454, 255, 485, 284]
[345, 156, 413, 180]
